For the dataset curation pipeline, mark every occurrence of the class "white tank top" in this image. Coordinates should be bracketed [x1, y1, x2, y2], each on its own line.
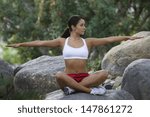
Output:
[63, 37, 89, 59]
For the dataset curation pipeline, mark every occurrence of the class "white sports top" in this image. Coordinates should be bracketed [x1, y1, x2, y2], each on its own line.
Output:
[63, 37, 89, 59]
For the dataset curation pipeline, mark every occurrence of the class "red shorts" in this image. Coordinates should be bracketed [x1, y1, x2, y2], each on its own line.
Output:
[67, 73, 89, 82]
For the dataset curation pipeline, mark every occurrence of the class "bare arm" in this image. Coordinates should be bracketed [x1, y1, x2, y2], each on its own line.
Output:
[7, 38, 63, 48]
[87, 36, 143, 47]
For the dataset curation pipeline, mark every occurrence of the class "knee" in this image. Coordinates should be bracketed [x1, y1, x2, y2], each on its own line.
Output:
[97, 70, 109, 79]
[55, 71, 65, 80]
[101, 70, 109, 79]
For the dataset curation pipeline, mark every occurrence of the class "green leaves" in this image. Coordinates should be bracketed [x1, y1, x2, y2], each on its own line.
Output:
[0, 0, 150, 63]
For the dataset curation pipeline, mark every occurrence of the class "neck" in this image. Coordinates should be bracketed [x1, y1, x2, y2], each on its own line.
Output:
[70, 32, 81, 40]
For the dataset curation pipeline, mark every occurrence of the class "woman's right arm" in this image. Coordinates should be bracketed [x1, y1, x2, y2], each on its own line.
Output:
[7, 38, 63, 48]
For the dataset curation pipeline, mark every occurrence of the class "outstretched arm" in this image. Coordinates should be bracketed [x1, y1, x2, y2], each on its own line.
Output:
[6, 38, 63, 48]
[87, 36, 143, 47]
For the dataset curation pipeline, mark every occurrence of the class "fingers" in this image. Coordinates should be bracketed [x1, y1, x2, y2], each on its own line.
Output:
[135, 36, 143, 39]
[130, 36, 144, 40]
[6, 45, 12, 47]
[6, 44, 14, 47]
[6, 44, 17, 48]
[6, 44, 20, 48]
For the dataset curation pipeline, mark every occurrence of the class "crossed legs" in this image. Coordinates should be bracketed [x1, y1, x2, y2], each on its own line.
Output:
[55, 70, 108, 94]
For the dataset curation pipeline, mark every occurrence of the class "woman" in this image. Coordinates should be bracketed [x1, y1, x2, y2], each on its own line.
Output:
[7, 15, 142, 95]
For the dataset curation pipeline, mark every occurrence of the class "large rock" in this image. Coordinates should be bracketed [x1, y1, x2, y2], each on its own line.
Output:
[121, 59, 150, 100]
[45, 90, 65, 100]
[45, 89, 134, 100]
[0, 59, 14, 98]
[14, 55, 65, 94]
[101, 31, 150, 77]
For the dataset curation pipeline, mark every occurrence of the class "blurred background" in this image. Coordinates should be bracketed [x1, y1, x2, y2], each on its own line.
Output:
[0, 0, 150, 70]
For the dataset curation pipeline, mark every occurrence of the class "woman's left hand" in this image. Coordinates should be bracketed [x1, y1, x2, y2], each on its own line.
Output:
[129, 36, 144, 40]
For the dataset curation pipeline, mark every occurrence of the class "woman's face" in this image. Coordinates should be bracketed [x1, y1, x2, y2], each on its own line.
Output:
[72, 19, 86, 36]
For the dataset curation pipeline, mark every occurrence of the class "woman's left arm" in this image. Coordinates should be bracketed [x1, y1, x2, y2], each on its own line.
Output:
[87, 36, 143, 47]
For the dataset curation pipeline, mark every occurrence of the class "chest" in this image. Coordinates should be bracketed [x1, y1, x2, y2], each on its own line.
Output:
[63, 38, 89, 59]
[68, 39, 84, 48]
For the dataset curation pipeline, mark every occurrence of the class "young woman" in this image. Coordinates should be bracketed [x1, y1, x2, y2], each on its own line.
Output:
[7, 15, 142, 95]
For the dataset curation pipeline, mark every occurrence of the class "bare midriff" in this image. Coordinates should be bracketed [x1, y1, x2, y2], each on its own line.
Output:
[64, 59, 88, 74]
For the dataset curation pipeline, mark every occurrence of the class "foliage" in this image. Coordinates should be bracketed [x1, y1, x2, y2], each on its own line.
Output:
[88, 58, 101, 72]
[0, 43, 21, 64]
[0, 0, 150, 64]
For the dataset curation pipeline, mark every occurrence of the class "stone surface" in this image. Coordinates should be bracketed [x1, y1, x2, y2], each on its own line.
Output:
[0, 59, 14, 97]
[45, 89, 134, 100]
[14, 55, 65, 94]
[45, 90, 65, 100]
[101, 31, 150, 77]
[121, 59, 150, 100]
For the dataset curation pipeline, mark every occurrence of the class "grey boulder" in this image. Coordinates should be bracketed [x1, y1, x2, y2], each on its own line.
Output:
[121, 59, 150, 100]
[0, 59, 14, 97]
[45, 89, 134, 100]
[14, 55, 65, 94]
[101, 31, 150, 77]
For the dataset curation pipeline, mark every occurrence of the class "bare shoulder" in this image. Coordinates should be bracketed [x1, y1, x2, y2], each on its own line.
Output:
[85, 38, 96, 48]
[58, 37, 65, 42]
[58, 37, 65, 46]
[85, 37, 107, 47]
[41, 37, 66, 47]
[84, 38, 93, 49]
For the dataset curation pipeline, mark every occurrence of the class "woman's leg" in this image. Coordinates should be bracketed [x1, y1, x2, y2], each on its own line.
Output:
[55, 71, 91, 93]
[79, 70, 108, 87]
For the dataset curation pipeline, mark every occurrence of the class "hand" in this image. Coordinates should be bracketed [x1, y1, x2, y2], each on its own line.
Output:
[6, 43, 21, 48]
[129, 36, 144, 40]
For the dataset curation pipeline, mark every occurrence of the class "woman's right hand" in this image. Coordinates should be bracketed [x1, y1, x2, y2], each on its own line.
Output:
[6, 43, 21, 48]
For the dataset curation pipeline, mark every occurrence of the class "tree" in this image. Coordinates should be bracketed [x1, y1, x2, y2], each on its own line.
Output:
[0, 0, 150, 64]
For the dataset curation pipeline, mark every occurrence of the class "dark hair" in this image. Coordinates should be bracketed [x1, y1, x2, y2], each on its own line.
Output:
[61, 15, 83, 38]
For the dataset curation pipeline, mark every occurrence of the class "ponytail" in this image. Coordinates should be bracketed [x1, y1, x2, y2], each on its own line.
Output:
[61, 15, 84, 38]
[61, 27, 70, 38]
